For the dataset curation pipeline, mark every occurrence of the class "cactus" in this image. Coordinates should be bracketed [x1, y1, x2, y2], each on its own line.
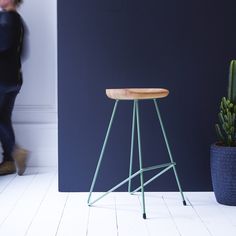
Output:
[216, 60, 236, 146]
[216, 97, 236, 146]
[228, 60, 236, 103]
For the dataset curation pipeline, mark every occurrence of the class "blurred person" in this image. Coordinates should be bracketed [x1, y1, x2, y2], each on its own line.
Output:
[0, 0, 28, 175]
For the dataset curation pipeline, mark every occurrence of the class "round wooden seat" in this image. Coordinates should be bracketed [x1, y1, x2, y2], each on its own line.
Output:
[106, 88, 169, 100]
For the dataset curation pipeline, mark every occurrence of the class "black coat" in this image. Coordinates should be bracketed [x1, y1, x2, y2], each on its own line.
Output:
[0, 10, 24, 85]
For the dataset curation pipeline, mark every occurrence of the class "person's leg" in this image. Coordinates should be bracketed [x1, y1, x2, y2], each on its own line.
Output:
[0, 85, 28, 175]
[3, 86, 29, 176]
[0, 86, 21, 175]
[0, 89, 20, 162]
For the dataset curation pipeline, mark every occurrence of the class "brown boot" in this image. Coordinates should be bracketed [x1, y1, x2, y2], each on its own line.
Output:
[12, 147, 29, 176]
[0, 161, 16, 175]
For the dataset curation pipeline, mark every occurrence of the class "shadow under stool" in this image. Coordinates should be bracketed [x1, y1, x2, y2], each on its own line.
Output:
[88, 88, 186, 219]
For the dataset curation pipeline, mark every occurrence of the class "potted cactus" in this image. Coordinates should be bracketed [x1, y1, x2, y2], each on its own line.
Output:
[211, 60, 236, 205]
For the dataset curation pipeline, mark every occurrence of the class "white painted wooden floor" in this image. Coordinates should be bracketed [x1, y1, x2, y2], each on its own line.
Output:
[0, 167, 236, 236]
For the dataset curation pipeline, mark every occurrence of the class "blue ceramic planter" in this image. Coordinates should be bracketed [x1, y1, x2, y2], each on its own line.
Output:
[211, 144, 236, 205]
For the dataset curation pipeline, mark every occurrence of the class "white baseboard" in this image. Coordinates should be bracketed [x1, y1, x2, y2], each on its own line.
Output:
[0, 123, 58, 167]
[27, 147, 58, 167]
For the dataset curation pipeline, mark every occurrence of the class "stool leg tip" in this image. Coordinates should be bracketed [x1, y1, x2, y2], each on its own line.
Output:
[143, 213, 146, 219]
[183, 200, 187, 206]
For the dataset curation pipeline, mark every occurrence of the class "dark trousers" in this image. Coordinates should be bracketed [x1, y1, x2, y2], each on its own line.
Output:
[0, 84, 21, 162]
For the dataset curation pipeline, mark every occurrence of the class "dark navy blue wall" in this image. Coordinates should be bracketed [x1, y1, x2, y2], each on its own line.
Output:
[58, 0, 236, 191]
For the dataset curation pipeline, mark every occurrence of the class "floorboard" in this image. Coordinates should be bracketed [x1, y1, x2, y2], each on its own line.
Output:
[163, 192, 211, 236]
[115, 193, 149, 236]
[0, 168, 235, 236]
[0, 168, 39, 229]
[56, 193, 90, 236]
[0, 168, 55, 236]
[25, 170, 68, 236]
[87, 193, 118, 236]
[186, 192, 236, 236]
[138, 192, 180, 236]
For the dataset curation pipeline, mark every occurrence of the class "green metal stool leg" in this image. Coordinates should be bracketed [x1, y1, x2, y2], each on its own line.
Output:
[153, 99, 187, 206]
[128, 101, 136, 193]
[88, 100, 119, 205]
[135, 100, 147, 219]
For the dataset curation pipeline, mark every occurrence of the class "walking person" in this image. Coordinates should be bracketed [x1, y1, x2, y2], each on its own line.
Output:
[0, 0, 28, 175]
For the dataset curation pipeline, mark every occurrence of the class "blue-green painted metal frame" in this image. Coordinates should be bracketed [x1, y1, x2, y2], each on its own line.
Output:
[135, 100, 146, 219]
[128, 101, 136, 193]
[88, 98, 186, 218]
[87, 100, 119, 204]
[153, 99, 186, 205]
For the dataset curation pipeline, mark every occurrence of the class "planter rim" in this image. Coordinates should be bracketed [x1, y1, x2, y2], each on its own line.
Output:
[211, 143, 236, 150]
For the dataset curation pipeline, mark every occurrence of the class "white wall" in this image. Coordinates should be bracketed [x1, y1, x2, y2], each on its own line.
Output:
[9, 0, 58, 166]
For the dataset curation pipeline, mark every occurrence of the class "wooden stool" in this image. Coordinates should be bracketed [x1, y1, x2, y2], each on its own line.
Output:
[88, 88, 186, 219]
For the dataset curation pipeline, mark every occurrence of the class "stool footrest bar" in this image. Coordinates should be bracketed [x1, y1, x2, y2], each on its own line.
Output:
[131, 164, 174, 194]
[88, 163, 176, 206]
[142, 162, 175, 172]
[88, 168, 142, 206]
